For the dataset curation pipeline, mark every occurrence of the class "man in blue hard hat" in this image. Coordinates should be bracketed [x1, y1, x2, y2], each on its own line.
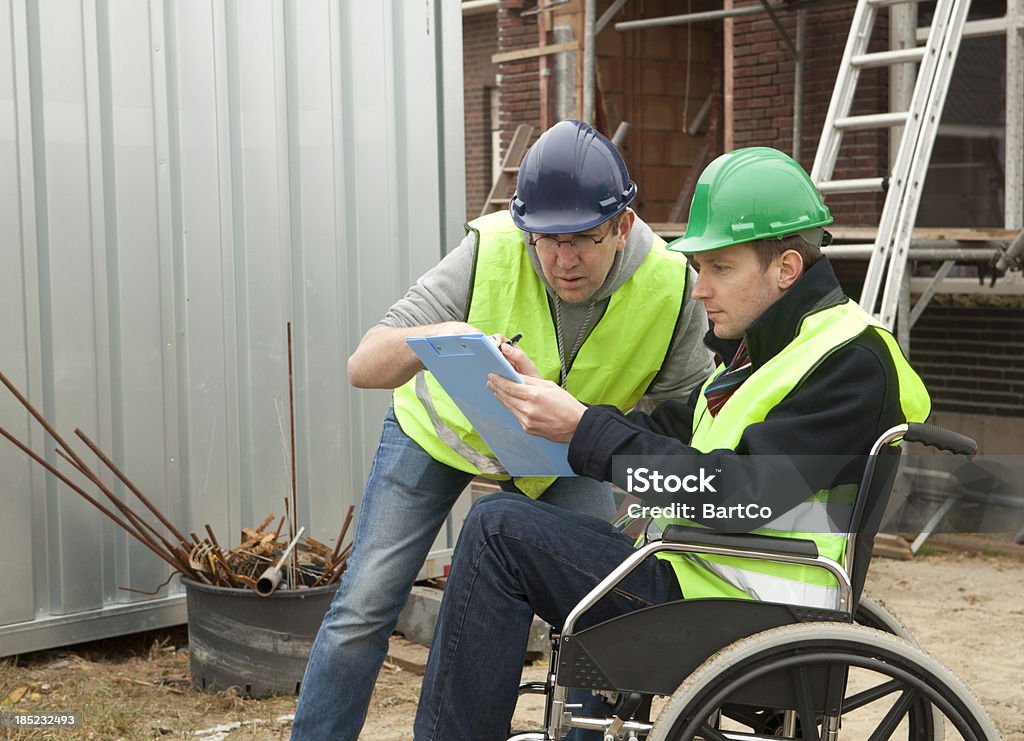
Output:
[291, 120, 715, 741]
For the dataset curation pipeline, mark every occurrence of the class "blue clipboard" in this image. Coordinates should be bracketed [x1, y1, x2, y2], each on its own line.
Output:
[406, 334, 575, 477]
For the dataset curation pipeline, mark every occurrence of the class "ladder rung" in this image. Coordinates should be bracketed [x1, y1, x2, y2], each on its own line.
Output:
[489, 197, 510, 204]
[866, 0, 917, 7]
[817, 177, 888, 195]
[851, 47, 927, 68]
[835, 112, 909, 131]
[502, 166, 520, 174]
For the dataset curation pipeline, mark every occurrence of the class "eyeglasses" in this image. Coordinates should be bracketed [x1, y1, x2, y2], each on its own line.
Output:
[528, 221, 616, 252]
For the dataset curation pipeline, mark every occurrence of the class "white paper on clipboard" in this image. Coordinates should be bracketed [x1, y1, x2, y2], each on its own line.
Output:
[406, 334, 575, 477]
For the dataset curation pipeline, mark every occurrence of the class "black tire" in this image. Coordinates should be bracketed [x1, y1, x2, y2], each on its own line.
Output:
[857, 593, 917, 642]
[648, 624, 1001, 741]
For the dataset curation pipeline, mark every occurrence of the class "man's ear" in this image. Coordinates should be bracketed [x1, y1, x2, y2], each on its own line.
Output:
[777, 249, 804, 290]
[615, 209, 636, 251]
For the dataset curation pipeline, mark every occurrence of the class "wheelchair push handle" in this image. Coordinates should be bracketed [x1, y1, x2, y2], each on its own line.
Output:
[903, 422, 978, 457]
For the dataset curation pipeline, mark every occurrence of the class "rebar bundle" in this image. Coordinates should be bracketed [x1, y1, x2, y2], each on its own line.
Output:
[0, 368, 354, 595]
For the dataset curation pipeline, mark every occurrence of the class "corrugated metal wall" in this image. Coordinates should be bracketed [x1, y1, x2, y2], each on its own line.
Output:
[0, 0, 465, 655]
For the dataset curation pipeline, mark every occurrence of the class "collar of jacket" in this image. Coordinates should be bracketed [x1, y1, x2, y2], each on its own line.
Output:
[701, 256, 848, 370]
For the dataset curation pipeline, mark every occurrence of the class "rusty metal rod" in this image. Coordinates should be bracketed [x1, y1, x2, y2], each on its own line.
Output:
[204, 523, 224, 552]
[0, 371, 191, 568]
[329, 543, 353, 584]
[0, 370, 96, 482]
[50, 447, 193, 575]
[330, 505, 355, 562]
[0, 425, 193, 577]
[52, 447, 186, 564]
[287, 322, 298, 588]
[0, 369, 178, 558]
[313, 542, 353, 587]
[75, 428, 192, 549]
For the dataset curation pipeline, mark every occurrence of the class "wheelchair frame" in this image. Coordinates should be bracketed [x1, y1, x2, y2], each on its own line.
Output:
[508, 423, 1000, 741]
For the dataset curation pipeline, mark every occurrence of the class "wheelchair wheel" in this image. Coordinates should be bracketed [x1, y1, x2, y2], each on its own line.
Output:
[857, 594, 917, 641]
[857, 594, 946, 739]
[647, 624, 1000, 741]
[707, 600, 943, 739]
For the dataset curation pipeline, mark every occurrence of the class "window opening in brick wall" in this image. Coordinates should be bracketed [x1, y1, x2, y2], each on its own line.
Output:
[918, 34, 1006, 229]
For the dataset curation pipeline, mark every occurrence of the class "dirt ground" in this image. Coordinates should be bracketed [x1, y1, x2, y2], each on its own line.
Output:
[1, 547, 1022, 740]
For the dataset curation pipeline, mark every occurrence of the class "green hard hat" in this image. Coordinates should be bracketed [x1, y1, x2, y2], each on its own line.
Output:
[668, 147, 832, 254]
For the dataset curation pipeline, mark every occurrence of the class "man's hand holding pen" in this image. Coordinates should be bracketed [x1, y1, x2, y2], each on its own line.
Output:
[484, 331, 586, 443]
[491, 332, 540, 378]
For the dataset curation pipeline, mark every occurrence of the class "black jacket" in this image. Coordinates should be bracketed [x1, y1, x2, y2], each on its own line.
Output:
[568, 257, 917, 529]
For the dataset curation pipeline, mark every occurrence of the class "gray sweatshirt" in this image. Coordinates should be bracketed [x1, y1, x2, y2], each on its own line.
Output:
[378, 214, 716, 406]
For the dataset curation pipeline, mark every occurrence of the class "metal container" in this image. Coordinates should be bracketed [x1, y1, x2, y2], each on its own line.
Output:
[183, 578, 337, 698]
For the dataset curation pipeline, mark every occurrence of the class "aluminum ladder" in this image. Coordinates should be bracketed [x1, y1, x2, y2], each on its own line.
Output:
[811, 0, 972, 329]
[480, 124, 534, 217]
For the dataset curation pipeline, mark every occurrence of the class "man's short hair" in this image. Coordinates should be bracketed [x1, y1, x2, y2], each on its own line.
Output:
[748, 233, 823, 271]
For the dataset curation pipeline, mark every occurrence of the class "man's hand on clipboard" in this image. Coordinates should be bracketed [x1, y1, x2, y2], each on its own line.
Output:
[489, 333, 541, 379]
[487, 372, 586, 444]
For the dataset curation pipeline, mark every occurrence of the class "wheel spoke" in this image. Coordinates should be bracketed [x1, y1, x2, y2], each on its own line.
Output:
[789, 667, 818, 741]
[843, 679, 902, 712]
[866, 690, 918, 741]
[697, 722, 730, 741]
[717, 706, 765, 728]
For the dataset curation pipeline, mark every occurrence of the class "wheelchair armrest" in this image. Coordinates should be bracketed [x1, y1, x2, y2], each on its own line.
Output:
[662, 524, 819, 559]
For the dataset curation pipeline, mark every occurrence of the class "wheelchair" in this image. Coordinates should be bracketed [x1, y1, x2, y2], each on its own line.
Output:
[509, 423, 1002, 740]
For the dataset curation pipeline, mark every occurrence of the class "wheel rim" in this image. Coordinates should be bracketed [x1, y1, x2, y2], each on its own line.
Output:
[663, 640, 991, 740]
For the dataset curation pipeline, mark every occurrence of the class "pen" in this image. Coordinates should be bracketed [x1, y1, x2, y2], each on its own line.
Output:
[505, 333, 523, 347]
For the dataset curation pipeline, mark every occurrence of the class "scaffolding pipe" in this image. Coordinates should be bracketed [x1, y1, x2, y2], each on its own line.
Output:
[993, 229, 1024, 273]
[583, 0, 596, 123]
[611, 121, 630, 147]
[757, 0, 798, 59]
[824, 242, 1004, 262]
[614, 4, 764, 32]
[1006, 0, 1024, 228]
[724, 0, 735, 151]
[595, 0, 631, 34]
[793, 8, 806, 161]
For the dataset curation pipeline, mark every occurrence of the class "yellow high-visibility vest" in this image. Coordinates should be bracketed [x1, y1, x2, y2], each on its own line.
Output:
[653, 297, 930, 607]
[393, 210, 690, 496]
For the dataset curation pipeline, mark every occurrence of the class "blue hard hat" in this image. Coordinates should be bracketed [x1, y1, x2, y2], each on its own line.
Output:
[510, 120, 637, 234]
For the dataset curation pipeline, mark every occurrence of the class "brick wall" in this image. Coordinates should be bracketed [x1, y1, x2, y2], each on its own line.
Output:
[732, 1, 889, 227]
[463, 12, 499, 219]
[497, 0, 542, 156]
[596, 0, 719, 221]
[911, 301, 1024, 418]
[491, 0, 720, 222]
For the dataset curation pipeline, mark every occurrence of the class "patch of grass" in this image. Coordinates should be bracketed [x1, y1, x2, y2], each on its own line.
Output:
[1, 628, 297, 739]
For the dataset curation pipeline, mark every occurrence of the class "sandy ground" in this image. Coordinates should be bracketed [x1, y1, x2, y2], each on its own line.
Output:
[361, 549, 1024, 741]
[1, 548, 1021, 740]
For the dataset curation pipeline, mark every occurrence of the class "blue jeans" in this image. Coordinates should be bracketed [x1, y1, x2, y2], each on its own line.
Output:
[413, 492, 683, 741]
[291, 410, 615, 740]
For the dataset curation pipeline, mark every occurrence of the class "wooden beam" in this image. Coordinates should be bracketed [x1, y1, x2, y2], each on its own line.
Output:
[491, 41, 577, 64]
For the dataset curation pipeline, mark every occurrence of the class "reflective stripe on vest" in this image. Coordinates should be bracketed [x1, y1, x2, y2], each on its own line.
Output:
[393, 210, 690, 495]
[654, 298, 930, 608]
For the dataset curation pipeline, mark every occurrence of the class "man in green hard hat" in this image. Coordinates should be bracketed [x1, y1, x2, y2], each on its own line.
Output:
[412, 147, 932, 740]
